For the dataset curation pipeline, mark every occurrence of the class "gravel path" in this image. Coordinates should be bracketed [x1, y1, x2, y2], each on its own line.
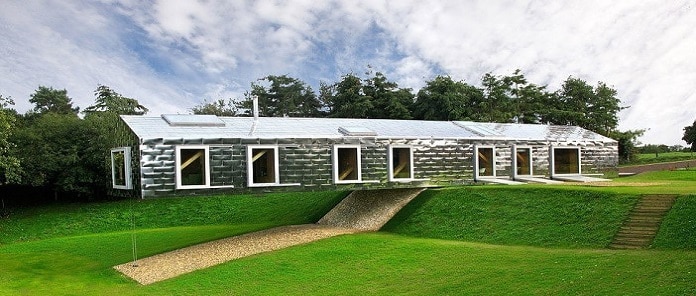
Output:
[114, 188, 424, 285]
[114, 224, 359, 285]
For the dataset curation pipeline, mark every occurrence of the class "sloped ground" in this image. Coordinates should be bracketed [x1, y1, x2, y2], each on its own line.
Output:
[317, 188, 425, 231]
[619, 160, 696, 174]
[115, 188, 424, 285]
[609, 194, 677, 249]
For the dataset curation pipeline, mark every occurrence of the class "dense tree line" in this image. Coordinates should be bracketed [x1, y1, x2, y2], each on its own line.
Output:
[195, 70, 640, 162]
[197, 70, 626, 134]
[0, 85, 147, 204]
[1, 69, 665, 203]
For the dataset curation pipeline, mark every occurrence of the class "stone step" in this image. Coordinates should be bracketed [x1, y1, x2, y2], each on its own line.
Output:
[631, 209, 669, 215]
[617, 229, 657, 235]
[613, 238, 653, 244]
[609, 243, 645, 250]
[608, 194, 677, 250]
[620, 225, 657, 230]
[614, 233, 655, 240]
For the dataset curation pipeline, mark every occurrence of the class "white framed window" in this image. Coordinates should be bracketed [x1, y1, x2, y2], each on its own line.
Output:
[550, 147, 581, 176]
[111, 147, 132, 189]
[176, 146, 210, 189]
[388, 146, 414, 181]
[512, 146, 533, 178]
[247, 145, 280, 187]
[333, 145, 362, 183]
[474, 146, 496, 179]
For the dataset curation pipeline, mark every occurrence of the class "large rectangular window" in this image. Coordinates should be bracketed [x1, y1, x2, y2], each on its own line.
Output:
[389, 146, 413, 181]
[475, 146, 495, 178]
[111, 147, 132, 189]
[552, 147, 581, 175]
[333, 145, 362, 183]
[247, 146, 279, 186]
[176, 146, 210, 189]
[514, 147, 532, 176]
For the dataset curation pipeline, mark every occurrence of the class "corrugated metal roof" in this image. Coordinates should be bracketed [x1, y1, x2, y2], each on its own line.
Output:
[120, 115, 616, 143]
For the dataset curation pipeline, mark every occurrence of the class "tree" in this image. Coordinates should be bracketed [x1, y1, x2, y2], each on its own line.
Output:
[552, 77, 625, 136]
[362, 72, 413, 119]
[11, 113, 94, 200]
[236, 75, 323, 117]
[683, 120, 696, 151]
[478, 72, 515, 122]
[0, 95, 21, 185]
[82, 85, 149, 198]
[28, 86, 79, 115]
[609, 129, 645, 164]
[412, 76, 483, 121]
[191, 99, 237, 116]
[83, 85, 148, 116]
[328, 74, 373, 118]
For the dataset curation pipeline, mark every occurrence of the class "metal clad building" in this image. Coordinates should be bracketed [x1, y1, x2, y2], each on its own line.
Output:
[109, 115, 618, 198]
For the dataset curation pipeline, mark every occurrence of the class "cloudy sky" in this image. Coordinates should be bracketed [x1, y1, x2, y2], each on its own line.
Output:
[1, 1, 694, 145]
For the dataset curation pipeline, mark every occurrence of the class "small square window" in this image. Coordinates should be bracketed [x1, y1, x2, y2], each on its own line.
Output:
[176, 146, 210, 189]
[389, 146, 413, 181]
[333, 145, 362, 183]
[552, 147, 581, 175]
[247, 146, 280, 186]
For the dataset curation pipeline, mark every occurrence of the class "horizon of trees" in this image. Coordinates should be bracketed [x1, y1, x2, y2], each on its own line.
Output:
[2, 68, 688, 203]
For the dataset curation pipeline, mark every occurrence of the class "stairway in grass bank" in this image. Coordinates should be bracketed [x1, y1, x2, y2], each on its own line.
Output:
[609, 195, 677, 249]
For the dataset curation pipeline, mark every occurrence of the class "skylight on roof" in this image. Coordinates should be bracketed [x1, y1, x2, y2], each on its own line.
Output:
[161, 114, 225, 127]
[455, 122, 503, 137]
[338, 126, 378, 136]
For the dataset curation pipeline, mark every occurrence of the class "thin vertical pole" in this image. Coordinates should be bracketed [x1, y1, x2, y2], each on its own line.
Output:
[130, 197, 139, 267]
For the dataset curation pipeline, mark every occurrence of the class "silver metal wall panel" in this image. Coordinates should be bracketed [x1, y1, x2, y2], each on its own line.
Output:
[128, 134, 618, 198]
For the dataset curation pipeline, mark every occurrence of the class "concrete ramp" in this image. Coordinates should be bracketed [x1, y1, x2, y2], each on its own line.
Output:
[317, 188, 425, 231]
[476, 177, 526, 185]
[553, 175, 612, 182]
[515, 176, 564, 184]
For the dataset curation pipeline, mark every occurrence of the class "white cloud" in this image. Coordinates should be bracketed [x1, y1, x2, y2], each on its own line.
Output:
[1, 0, 694, 144]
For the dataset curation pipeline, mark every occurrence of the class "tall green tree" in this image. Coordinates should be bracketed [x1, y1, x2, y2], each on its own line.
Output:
[237, 75, 323, 117]
[0, 95, 21, 185]
[11, 113, 94, 199]
[412, 75, 483, 121]
[83, 85, 148, 116]
[328, 74, 373, 118]
[28, 86, 79, 115]
[609, 129, 645, 164]
[191, 99, 237, 116]
[683, 120, 696, 151]
[362, 72, 413, 119]
[478, 72, 515, 122]
[552, 77, 625, 136]
[82, 85, 149, 197]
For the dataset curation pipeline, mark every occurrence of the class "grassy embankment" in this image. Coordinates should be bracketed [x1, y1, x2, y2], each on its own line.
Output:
[623, 151, 696, 166]
[1, 170, 695, 295]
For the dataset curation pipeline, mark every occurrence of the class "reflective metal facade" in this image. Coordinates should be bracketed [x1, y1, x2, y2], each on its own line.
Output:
[112, 115, 618, 198]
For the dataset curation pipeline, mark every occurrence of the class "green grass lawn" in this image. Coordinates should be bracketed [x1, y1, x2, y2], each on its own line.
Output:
[382, 187, 636, 248]
[1, 171, 695, 295]
[623, 151, 696, 166]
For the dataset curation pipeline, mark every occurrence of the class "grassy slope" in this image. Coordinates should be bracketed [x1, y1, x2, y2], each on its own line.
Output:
[381, 187, 637, 248]
[0, 191, 348, 244]
[653, 195, 696, 249]
[2, 232, 694, 295]
[630, 151, 696, 165]
[1, 171, 696, 295]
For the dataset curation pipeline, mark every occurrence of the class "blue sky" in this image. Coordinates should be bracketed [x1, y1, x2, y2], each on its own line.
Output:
[1, 0, 695, 145]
